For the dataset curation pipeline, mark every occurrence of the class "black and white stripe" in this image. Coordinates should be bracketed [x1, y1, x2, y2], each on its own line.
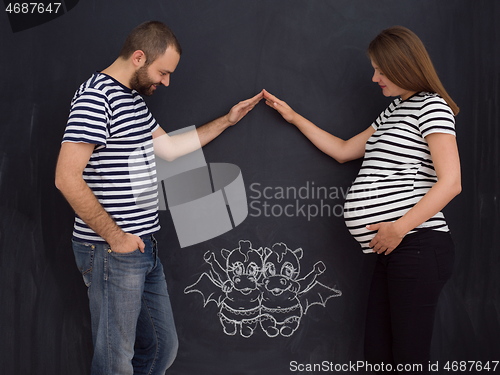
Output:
[344, 92, 456, 252]
[63, 73, 161, 243]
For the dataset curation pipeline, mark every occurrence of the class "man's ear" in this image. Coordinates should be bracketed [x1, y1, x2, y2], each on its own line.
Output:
[131, 50, 146, 68]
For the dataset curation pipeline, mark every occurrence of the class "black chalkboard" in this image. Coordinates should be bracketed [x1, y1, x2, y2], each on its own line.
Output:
[1, 1, 499, 374]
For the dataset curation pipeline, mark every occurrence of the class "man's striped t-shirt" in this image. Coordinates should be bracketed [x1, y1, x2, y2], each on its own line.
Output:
[343, 92, 456, 252]
[63, 72, 161, 243]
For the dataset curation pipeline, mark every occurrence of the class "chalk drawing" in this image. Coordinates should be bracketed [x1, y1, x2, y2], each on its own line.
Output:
[184, 240, 342, 338]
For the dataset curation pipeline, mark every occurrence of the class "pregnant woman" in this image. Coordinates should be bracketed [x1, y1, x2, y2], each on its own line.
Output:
[264, 26, 461, 374]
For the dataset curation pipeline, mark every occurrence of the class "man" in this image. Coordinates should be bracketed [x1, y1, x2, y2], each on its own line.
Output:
[55, 21, 262, 374]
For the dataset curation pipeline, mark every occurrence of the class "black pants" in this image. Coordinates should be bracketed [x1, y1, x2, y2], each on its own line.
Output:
[364, 229, 454, 374]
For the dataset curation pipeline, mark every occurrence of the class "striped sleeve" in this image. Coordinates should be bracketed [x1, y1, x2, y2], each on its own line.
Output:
[371, 99, 400, 130]
[63, 89, 109, 146]
[418, 96, 455, 138]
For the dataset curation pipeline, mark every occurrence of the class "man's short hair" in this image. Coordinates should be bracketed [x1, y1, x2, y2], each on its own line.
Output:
[119, 21, 182, 65]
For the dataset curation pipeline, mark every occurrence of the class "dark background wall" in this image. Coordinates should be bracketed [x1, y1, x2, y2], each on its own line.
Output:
[1, 1, 498, 374]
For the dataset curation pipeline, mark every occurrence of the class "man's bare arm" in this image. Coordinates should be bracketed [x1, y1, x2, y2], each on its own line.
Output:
[55, 142, 145, 253]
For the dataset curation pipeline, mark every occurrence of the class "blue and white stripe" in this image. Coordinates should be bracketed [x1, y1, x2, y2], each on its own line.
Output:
[63, 73, 160, 242]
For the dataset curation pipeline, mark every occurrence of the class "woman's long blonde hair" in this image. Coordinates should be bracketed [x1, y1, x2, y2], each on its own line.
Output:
[368, 26, 459, 115]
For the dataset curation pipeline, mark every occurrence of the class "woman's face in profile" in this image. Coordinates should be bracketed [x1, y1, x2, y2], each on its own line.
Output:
[370, 60, 415, 100]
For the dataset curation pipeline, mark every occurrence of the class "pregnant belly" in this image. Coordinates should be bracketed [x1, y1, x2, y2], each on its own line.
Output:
[343, 183, 418, 252]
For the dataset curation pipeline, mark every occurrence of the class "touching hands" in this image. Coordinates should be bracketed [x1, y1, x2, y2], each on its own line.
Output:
[225, 89, 298, 125]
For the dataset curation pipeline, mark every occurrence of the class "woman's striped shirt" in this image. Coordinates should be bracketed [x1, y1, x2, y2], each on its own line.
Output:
[62, 72, 161, 243]
[343, 92, 456, 252]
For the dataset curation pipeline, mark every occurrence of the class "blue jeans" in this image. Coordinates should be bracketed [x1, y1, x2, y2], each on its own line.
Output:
[72, 235, 178, 375]
[364, 229, 455, 374]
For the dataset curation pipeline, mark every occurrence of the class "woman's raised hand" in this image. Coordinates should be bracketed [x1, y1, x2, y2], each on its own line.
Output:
[263, 89, 299, 124]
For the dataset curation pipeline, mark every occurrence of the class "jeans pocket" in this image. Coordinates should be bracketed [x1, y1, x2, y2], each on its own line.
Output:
[109, 248, 142, 256]
[72, 240, 95, 287]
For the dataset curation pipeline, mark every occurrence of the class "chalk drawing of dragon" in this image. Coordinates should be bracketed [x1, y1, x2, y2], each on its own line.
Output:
[184, 240, 342, 338]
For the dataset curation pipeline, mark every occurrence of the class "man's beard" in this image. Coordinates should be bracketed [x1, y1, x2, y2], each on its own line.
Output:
[130, 66, 158, 96]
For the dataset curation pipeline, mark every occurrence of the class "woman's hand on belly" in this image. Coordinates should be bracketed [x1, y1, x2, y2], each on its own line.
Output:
[366, 222, 405, 255]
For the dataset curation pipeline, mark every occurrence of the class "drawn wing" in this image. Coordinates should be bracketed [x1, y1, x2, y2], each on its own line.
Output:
[184, 272, 226, 307]
[299, 281, 342, 314]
